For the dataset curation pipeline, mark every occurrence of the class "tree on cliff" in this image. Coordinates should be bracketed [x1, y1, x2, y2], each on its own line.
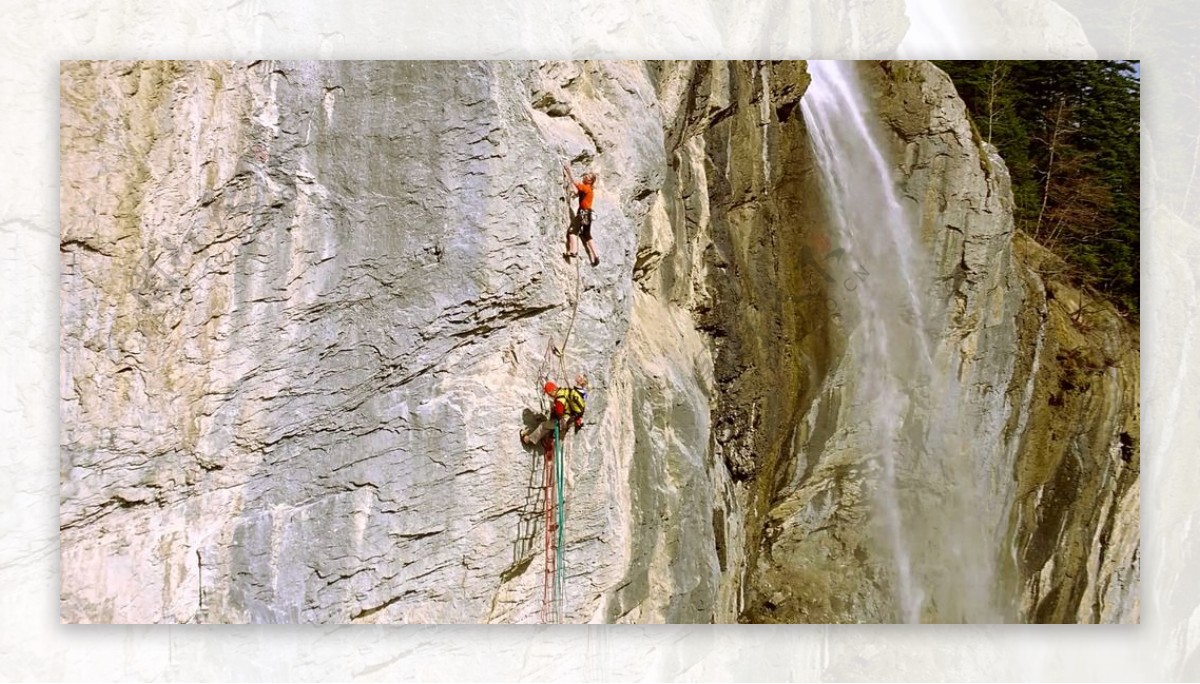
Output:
[935, 60, 1140, 317]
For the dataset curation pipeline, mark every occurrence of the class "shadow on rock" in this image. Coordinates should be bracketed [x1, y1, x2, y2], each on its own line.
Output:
[502, 408, 551, 583]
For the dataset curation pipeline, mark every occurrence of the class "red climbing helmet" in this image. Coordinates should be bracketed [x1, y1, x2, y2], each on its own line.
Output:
[543, 381, 558, 395]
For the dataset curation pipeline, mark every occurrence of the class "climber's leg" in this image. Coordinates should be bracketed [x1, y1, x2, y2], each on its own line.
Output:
[523, 416, 556, 446]
[578, 211, 598, 266]
[565, 211, 580, 260]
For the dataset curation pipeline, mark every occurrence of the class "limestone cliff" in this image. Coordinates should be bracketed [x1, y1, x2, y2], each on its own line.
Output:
[59, 59, 1138, 623]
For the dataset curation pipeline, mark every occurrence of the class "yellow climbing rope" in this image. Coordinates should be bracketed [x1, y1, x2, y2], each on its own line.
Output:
[559, 255, 581, 377]
[534, 170, 584, 406]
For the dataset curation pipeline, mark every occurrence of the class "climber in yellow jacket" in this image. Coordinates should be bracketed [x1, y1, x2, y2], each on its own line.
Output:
[521, 375, 589, 448]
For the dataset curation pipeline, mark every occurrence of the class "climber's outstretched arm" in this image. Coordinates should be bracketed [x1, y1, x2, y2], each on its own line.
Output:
[561, 161, 576, 186]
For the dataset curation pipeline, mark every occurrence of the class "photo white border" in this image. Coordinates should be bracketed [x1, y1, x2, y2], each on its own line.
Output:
[3, 0, 1181, 679]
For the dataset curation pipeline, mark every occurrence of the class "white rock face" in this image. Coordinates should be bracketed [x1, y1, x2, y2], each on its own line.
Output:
[60, 60, 1137, 623]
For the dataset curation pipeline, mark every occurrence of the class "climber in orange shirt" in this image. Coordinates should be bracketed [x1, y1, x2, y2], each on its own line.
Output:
[562, 162, 600, 267]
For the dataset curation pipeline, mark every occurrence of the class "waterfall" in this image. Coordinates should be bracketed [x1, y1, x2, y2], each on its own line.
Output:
[801, 61, 1002, 623]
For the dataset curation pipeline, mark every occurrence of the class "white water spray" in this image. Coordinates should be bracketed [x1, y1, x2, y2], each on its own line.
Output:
[801, 61, 1001, 622]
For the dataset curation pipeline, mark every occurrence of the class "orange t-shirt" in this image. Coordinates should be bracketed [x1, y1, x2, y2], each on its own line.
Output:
[575, 182, 594, 211]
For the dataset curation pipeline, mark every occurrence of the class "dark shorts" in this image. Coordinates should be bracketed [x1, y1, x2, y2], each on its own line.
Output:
[570, 209, 593, 242]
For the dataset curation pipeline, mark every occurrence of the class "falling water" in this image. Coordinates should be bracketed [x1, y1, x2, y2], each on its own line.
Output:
[801, 61, 1001, 622]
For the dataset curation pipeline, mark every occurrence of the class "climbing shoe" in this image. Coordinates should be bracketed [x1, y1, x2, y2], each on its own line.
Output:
[563, 252, 577, 262]
[591, 255, 600, 267]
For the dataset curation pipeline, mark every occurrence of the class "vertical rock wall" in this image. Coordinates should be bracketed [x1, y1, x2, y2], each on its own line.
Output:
[61, 58, 738, 624]
[60, 59, 1139, 623]
[1006, 234, 1140, 623]
[61, 60, 653, 622]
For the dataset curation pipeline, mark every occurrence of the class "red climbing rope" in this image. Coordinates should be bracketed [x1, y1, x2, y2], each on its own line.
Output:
[541, 432, 557, 623]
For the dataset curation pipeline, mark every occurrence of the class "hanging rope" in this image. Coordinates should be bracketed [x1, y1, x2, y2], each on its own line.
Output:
[550, 187, 581, 624]
[558, 256, 581, 377]
[554, 421, 566, 622]
[561, 164, 582, 354]
[534, 338, 556, 414]
[559, 411, 573, 611]
[534, 167, 583, 405]
[536, 157, 587, 624]
[541, 429, 556, 624]
[555, 164, 583, 384]
[538, 420, 568, 624]
[534, 259, 580, 385]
